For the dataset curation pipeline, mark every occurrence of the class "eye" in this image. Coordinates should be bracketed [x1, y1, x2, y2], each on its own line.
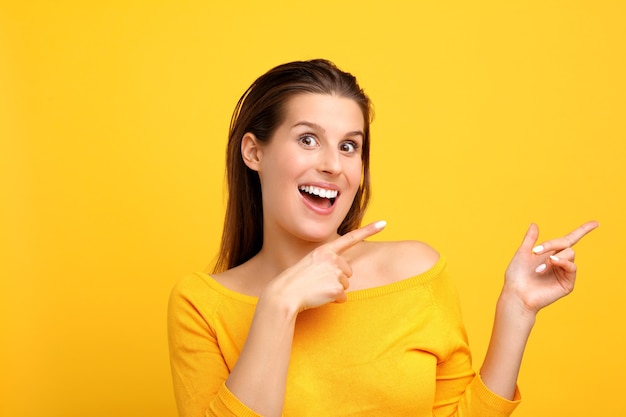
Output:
[298, 134, 319, 148]
[339, 140, 359, 154]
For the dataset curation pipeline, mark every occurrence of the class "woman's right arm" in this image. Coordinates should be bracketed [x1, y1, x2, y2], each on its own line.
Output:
[222, 289, 298, 417]
[224, 221, 386, 416]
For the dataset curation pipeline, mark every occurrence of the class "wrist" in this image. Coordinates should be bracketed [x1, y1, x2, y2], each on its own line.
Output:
[496, 289, 537, 329]
[259, 281, 301, 322]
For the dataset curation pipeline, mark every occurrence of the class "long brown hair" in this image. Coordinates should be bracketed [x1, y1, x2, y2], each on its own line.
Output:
[213, 59, 373, 273]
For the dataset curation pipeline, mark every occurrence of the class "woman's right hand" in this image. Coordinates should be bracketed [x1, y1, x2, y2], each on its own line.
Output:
[264, 220, 387, 312]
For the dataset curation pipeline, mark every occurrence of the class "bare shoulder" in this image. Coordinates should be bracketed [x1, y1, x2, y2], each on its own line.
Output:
[348, 240, 440, 289]
[374, 240, 440, 276]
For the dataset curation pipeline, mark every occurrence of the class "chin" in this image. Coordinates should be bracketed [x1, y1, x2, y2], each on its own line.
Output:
[292, 219, 344, 244]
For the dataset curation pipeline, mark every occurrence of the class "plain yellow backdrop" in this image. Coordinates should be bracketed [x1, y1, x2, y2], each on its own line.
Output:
[1, 1, 624, 416]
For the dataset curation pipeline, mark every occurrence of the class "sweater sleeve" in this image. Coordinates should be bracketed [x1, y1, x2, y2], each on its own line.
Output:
[433, 352, 521, 417]
[430, 269, 521, 417]
[167, 275, 261, 417]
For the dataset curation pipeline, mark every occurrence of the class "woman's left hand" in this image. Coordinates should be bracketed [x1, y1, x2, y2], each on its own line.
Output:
[503, 221, 599, 315]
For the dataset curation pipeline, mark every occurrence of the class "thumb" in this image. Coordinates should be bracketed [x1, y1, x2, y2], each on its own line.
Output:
[518, 223, 539, 253]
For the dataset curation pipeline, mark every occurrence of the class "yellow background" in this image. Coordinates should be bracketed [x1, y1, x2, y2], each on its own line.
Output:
[1, 1, 624, 416]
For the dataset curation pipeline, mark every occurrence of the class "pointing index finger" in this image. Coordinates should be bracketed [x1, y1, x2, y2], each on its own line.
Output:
[329, 220, 387, 254]
[563, 220, 600, 247]
[532, 220, 599, 254]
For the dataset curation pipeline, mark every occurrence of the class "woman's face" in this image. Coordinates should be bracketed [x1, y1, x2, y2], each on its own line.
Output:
[246, 93, 365, 244]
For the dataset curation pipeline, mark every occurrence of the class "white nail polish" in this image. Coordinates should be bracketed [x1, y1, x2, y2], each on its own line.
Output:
[374, 220, 387, 229]
[550, 255, 559, 261]
[532, 245, 544, 254]
[535, 264, 547, 273]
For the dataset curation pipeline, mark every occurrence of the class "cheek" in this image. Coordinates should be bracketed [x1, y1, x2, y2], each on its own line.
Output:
[261, 155, 304, 188]
[346, 159, 363, 187]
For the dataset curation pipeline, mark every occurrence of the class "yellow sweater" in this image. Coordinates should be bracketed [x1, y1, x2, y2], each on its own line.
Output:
[168, 257, 521, 417]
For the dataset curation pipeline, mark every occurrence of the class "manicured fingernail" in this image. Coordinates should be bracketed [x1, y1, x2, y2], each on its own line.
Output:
[550, 255, 559, 261]
[535, 264, 547, 273]
[374, 220, 387, 229]
[532, 245, 544, 254]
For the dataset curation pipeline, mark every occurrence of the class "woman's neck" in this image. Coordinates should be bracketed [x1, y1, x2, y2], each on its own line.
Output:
[252, 227, 340, 281]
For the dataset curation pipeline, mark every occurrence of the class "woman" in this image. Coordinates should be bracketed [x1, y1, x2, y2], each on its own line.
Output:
[168, 59, 597, 417]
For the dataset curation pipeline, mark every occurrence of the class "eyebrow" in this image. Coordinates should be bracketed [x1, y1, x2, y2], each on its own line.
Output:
[292, 121, 365, 138]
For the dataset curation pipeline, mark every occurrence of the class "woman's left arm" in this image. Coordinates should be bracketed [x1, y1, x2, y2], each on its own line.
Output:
[479, 221, 599, 400]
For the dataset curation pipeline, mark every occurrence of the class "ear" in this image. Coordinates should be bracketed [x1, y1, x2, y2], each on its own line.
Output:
[241, 132, 263, 171]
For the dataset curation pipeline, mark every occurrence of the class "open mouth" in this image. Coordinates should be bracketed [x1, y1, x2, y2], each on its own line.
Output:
[298, 185, 338, 209]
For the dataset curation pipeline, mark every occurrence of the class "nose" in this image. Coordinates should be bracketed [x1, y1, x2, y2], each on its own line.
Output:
[318, 146, 342, 176]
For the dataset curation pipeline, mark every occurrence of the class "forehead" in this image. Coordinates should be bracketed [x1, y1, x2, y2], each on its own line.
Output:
[281, 93, 365, 131]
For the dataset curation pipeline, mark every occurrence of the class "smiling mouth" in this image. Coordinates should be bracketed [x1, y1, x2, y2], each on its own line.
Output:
[298, 185, 338, 208]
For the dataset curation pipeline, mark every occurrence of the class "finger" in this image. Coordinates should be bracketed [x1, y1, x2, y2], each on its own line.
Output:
[553, 247, 575, 262]
[532, 220, 599, 254]
[336, 256, 353, 278]
[535, 253, 578, 275]
[548, 255, 577, 274]
[334, 291, 348, 304]
[328, 220, 387, 254]
[565, 221, 600, 246]
[338, 274, 350, 291]
[517, 223, 539, 253]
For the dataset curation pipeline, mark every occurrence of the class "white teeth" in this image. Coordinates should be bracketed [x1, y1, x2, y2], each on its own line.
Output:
[299, 185, 338, 199]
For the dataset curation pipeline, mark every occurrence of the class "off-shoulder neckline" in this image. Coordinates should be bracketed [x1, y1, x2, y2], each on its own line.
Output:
[195, 256, 446, 305]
